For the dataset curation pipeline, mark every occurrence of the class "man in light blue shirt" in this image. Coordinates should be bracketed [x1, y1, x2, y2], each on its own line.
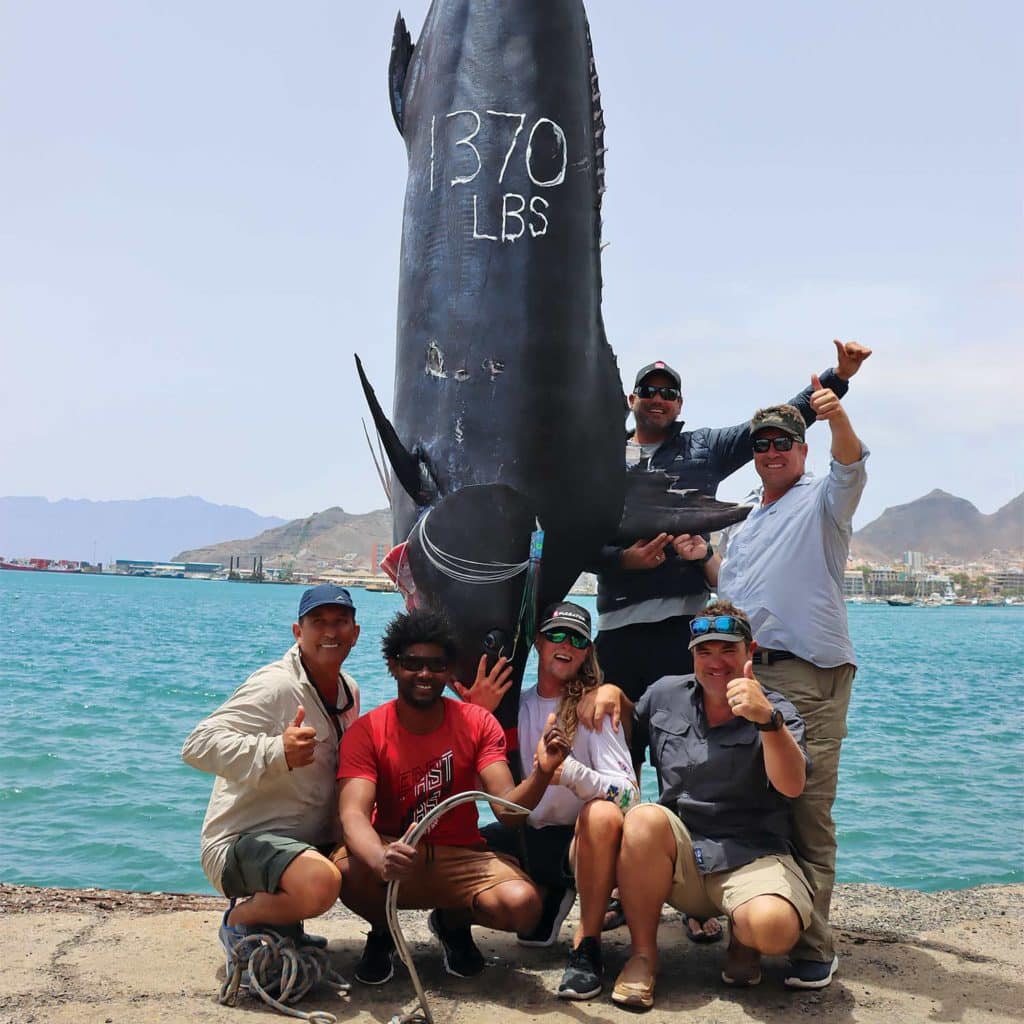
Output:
[692, 378, 867, 991]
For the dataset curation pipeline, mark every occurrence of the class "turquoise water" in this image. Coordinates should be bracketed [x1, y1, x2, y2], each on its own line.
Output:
[1, 570, 1021, 895]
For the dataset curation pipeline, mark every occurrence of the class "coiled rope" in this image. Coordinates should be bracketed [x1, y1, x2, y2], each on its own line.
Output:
[385, 790, 530, 1024]
[219, 927, 351, 1023]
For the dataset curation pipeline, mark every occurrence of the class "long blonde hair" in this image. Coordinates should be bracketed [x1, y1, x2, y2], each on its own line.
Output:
[557, 645, 605, 744]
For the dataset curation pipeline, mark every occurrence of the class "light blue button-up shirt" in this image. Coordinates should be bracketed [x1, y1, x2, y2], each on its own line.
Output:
[718, 448, 869, 668]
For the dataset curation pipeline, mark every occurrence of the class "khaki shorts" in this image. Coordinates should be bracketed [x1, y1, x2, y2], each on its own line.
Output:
[643, 803, 813, 928]
[332, 837, 532, 911]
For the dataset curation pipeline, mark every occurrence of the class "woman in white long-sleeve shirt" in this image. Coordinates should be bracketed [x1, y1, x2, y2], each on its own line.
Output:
[475, 601, 639, 1002]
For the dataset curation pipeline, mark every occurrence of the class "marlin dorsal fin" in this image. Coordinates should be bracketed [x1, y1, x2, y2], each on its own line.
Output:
[389, 12, 414, 135]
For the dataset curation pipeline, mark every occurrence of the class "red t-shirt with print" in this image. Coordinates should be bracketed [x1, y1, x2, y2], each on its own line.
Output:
[338, 697, 507, 847]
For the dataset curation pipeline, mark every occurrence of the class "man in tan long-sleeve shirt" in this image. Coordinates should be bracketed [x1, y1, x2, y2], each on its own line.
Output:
[182, 584, 361, 969]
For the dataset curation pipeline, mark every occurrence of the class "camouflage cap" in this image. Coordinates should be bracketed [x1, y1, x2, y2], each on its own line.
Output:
[750, 403, 807, 442]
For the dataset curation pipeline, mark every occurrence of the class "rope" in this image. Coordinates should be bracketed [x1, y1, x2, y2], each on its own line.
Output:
[415, 510, 531, 585]
[385, 791, 530, 1024]
[219, 928, 350, 1023]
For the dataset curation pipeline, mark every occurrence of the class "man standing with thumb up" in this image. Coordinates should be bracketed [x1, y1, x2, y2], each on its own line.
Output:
[706, 381, 869, 990]
[182, 584, 361, 973]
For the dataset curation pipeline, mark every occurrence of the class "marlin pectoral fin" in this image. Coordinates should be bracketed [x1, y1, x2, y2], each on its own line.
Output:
[389, 12, 414, 135]
[616, 471, 751, 542]
[354, 354, 435, 506]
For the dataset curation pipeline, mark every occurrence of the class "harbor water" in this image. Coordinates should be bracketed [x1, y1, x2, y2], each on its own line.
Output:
[1, 570, 1021, 895]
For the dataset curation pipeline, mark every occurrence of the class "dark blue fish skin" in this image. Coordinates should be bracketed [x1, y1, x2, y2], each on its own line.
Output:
[367, 1, 625, 695]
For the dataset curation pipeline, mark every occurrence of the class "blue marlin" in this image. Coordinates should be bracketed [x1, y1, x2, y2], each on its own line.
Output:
[357, 0, 624, 716]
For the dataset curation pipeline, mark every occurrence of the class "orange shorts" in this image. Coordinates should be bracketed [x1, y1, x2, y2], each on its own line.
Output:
[332, 836, 532, 911]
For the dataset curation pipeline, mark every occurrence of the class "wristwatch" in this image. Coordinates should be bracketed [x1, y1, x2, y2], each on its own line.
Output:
[699, 544, 715, 565]
[755, 708, 785, 732]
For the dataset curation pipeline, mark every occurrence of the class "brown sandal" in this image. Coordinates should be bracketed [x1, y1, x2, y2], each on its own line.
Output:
[612, 954, 656, 1010]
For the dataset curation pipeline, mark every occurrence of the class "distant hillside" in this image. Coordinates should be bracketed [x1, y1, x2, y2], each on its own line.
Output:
[0, 496, 287, 563]
[852, 490, 1024, 561]
[175, 506, 393, 572]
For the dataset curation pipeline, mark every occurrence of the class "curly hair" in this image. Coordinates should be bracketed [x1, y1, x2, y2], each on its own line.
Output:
[381, 608, 458, 663]
[556, 644, 605, 744]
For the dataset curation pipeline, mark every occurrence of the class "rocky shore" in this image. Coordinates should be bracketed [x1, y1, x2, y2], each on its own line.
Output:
[2, 881, 1021, 1023]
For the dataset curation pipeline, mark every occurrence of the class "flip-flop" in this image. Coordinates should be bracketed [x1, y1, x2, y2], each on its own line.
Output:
[684, 914, 724, 944]
[602, 896, 626, 932]
[611, 954, 656, 1010]
[721, 943, 762, 987]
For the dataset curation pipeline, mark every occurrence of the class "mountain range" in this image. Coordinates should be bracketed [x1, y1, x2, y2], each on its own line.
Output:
[3, 489, 1020, 569]
[849, 490, 1023, 562]
[0, 496, 287, 563]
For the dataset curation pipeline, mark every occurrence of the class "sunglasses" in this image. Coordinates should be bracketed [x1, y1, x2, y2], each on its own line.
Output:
[634, 384, 681, 401]
[540, 629, 591, 650]
[752, 436, 798, 453]
[396, 655, 451, 674]
[689, 615, 752, 642]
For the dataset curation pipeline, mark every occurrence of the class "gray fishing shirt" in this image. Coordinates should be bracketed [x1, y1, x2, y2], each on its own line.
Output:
[634, 674, 809, 874]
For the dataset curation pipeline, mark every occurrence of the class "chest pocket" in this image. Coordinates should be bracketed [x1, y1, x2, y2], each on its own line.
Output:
[709, 724, 763, 799]
[649, 711, 702, 780]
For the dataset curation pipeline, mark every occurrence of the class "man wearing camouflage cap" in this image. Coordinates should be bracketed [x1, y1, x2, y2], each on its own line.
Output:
[591, 342, 871, 704]
[696, 376, 868, 989]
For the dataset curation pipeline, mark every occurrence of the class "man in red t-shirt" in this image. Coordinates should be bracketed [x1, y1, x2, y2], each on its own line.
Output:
[335, 608, 571, 986]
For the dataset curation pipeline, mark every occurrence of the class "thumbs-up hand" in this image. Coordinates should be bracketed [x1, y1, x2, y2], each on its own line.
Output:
[810, 373, 842, 422]
[725, 661, 774, 726]
[283, 704, 318, 769]
[833, 339, 872, 380]
[535, 712, 571, 776]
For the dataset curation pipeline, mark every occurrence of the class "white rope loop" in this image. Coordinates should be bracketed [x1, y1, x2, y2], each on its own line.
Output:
[415, 510, 530, 585]
[385, 790, 530, 1024]
[219, 928, 350, 1023]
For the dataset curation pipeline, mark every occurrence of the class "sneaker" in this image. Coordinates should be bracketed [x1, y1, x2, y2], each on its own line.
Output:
[427, 910, 485, 978]
[517, 887, 576, 948]
[557, 936, 603, 1000]
[355, 929, 396, 985]
[784, 954, 839, 990]
[297, 923, 328, 949]
[218, 904, 255, 987]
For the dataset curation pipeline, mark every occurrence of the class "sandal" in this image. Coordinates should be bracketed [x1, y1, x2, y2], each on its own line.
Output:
[721, 941, 762, 987]
[684, 913, 724, 944]
[602, 896, 626, 932]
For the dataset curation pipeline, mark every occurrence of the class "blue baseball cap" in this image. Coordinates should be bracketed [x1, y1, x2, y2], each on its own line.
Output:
[298, 584, 356, 619]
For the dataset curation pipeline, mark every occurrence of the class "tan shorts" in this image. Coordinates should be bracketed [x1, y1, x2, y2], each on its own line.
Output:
[643, 803, 813, 928]
[332, 837, 532, 911]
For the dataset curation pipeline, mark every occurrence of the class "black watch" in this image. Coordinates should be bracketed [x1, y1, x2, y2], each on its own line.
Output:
[699, 544, 714, 564]
[755, 708, 785, 732]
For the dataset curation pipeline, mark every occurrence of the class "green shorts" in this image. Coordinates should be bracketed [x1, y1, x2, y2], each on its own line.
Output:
[221, 832, 315, 899]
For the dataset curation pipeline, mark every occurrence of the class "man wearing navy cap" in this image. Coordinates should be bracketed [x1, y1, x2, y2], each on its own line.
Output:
[592, 342, 872, 704]
[182, 583, 361, 977]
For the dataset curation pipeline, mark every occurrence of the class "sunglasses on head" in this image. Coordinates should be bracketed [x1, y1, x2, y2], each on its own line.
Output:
[634, 384, 681, 401]
[689, 615, 752, 642]
[540, 629, 591, 650]
[752, 436, 798, 453]
[396, 654, 450, 674]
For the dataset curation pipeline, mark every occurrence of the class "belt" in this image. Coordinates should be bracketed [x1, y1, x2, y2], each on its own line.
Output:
[752, 649, 795, 665]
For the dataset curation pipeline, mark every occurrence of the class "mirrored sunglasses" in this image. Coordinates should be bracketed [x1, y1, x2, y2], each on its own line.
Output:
[634, 384, 681, 401]
[396, 655, 450, 674]
[752, 436, 796, 453]
[540, 629, 591, 650]
[689, 615, 752, 641]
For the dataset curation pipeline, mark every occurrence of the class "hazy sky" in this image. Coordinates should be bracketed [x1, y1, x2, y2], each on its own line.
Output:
[3, 1, 1021, 529]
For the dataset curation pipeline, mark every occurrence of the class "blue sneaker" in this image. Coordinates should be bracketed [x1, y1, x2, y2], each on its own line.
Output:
[784, 954, 839, 989]
[219, 903, 256, 987]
